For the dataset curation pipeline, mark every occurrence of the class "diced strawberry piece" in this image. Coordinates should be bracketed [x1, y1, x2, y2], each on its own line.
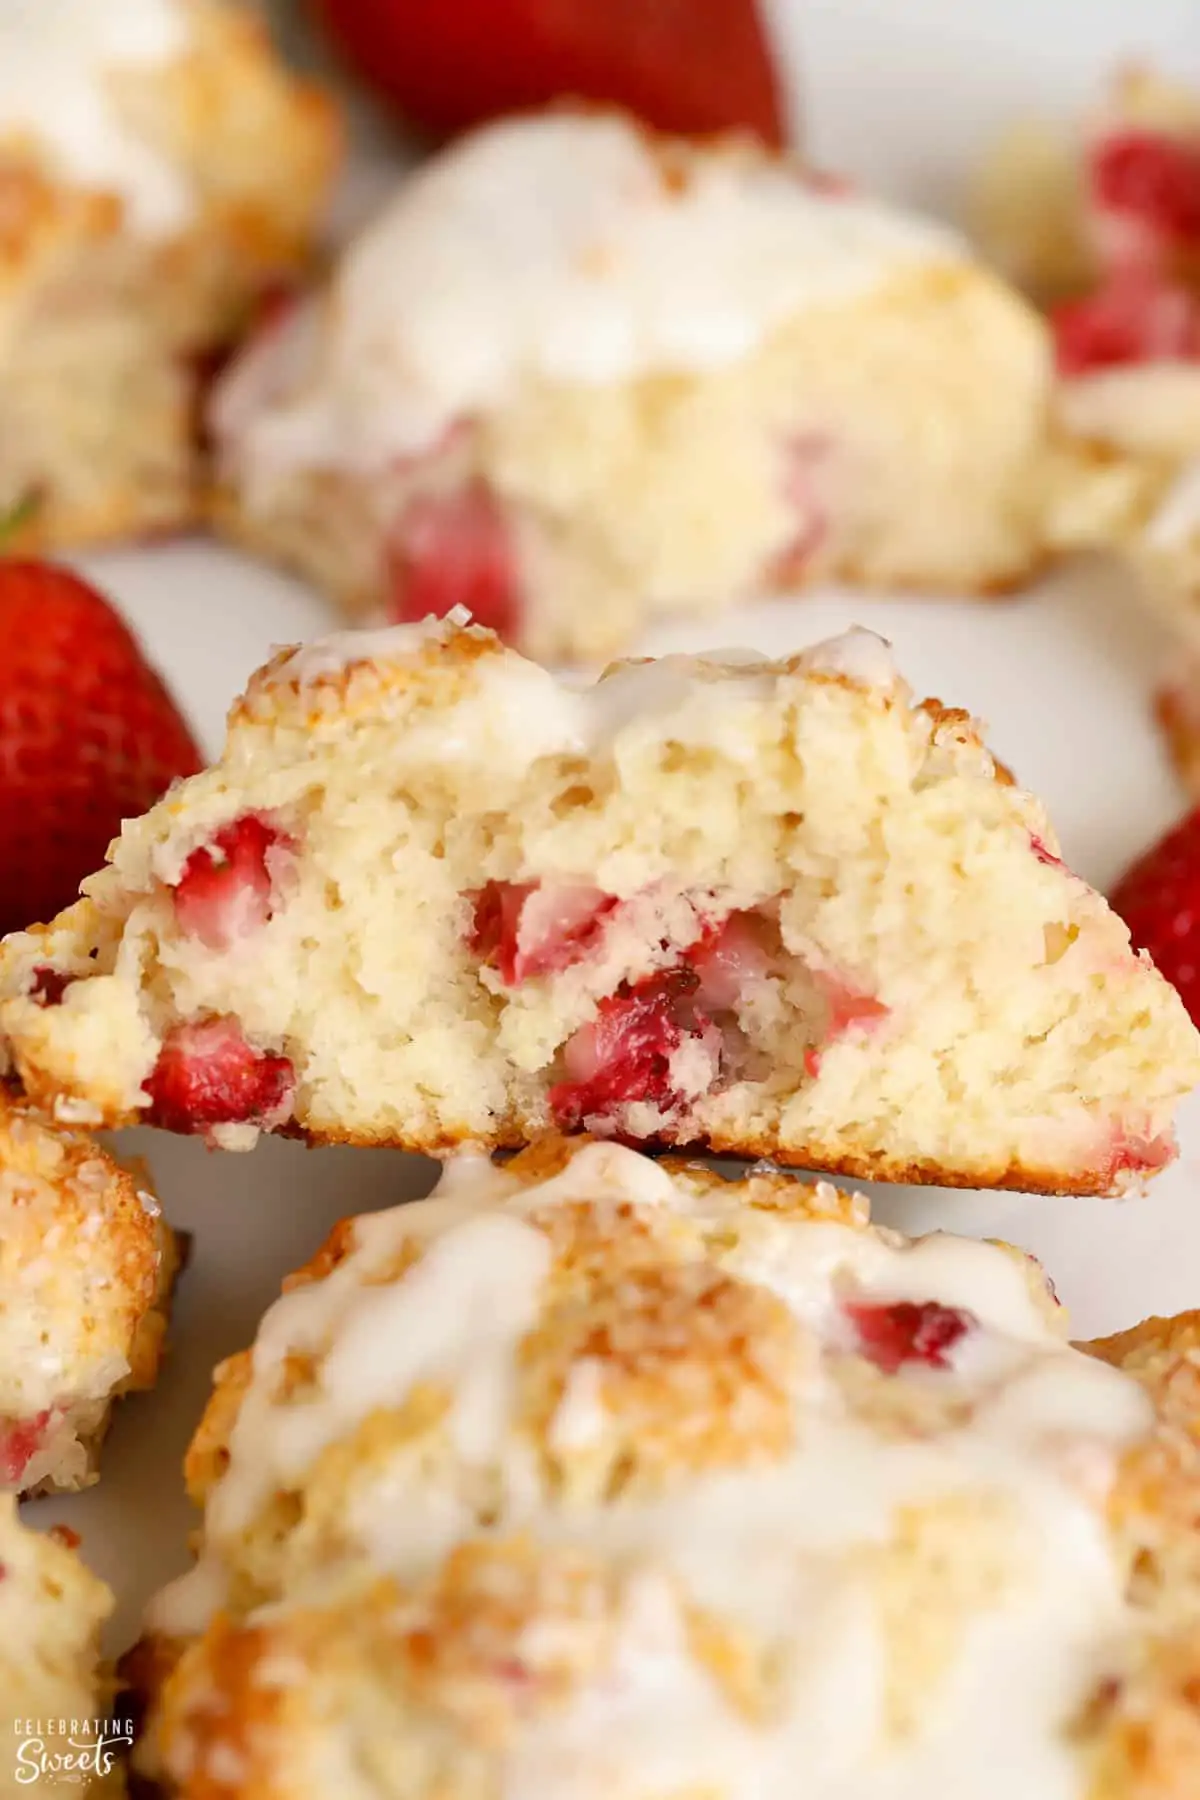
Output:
[1052, 272, 1200, 375]
[145, 1017, 295, 1135]
[1100, 1129, 1176, 1184]
[172, 814, 292, 951]
[803, 1047, 822, 1079]
[387, 480, 522, 643]
[469, 880, 531, 974]
[29, 965, 71, 1006]
[550, 969, 716, 1132]
[690, 909, 775, 1010]
[845, 1300, 973, 1374]
[821, 974, 889, 1039]
[469, 880, 616, 984]
[1030, 833, 1065, 869]
[1088, 129, 1200, 251]
[0, 1410, 51, 1486]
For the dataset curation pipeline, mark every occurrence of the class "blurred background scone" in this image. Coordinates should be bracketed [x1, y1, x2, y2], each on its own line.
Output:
[0, 1086, 178, 1496]
[0, 0, 340, 554]
[211, 107, 1057, 663]
[973, 68, 1200, 785]
[127, 1137, 1199, 1799]
[0, 1499, 117, 1787]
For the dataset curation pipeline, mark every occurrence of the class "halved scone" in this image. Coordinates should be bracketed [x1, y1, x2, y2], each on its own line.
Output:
[0, 615, 1195, 1194]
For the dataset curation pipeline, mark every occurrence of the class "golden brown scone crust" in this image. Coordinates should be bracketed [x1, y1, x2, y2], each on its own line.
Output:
[0, 1084, 179, 1494]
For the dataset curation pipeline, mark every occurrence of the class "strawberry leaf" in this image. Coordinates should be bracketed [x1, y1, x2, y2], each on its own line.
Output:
[0, 492, 39, 553]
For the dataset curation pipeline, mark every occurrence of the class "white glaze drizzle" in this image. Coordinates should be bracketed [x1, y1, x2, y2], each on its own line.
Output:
[148, 1143, 1150, 1800]
[213, 110, 968, 473]
[0, 0, 193, 231]
[259, 619, 898, 773]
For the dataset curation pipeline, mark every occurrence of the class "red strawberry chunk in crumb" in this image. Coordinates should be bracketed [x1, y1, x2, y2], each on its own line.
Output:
[0, 1410, 52, 1487]
[821, 974, 888, 1039]
[1088, 129, 1200, 253]
[845, 1301, 974, 1374]
[1030, 834, 1065, 869]
[145, 1017, 294, 1135]
[1100, 1129, 1176, 1184]
[172, 814, 292, 951]
[29, 965, 71, 1006]
[469, 881, 616, 984]
[387, 479, 522, 643]
[1052, 272, 1200, 376]
[550, 969, 717, 1133]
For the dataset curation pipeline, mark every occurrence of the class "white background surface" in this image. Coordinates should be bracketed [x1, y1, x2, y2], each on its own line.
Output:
[27, 1, 1200, 1650]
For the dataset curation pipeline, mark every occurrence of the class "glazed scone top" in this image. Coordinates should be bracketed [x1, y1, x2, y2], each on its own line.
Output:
[0, 0, 193, 230]
[214, 108, 969, 470]
[148, 1141, 1152, 1800]
[249, 614, 906, 777]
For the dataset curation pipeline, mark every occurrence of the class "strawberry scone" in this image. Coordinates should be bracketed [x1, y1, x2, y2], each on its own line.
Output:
[974, 69, 1200, 767]
[0, 1499, 119, 1787]
[973, 67, 1200, 306]
[1, 614, 1196, 1193]
[0, 1085, 179, 1495]
[210, 108, 1055, 662]
[0, 0, 339, 551]
[129, 1138, 1200, 1799]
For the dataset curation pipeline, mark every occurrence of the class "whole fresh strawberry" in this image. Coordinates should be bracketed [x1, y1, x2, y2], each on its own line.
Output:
[0, 562, 202, 937]
[1109, 808, 1200, 1023]
[312, 0, 786, 146]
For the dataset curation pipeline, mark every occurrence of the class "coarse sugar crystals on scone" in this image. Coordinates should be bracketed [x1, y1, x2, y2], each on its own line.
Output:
[1, 613, 1196, 1194]
[210, 107, 1056, 663]
[0, 0, 339, 552]
[126, 1137, 1188, 1799]
[0, 1499, 118, 1796]
[0, 1084, 179, 1495]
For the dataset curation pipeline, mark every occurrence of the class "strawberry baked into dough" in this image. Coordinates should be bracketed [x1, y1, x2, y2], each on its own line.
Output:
[2, 614, 1196, 1194]
[211, 108, 1056, 662]
[0, 1086, 179, 1495]
[0, 0, 338, 551]
[129, 1140, 1200, 1800]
